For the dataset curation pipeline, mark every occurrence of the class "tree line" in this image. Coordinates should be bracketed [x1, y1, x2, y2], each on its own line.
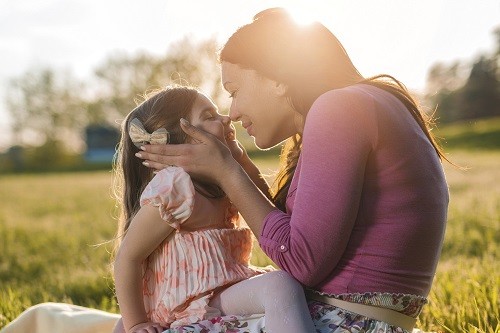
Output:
[1, 28, 499, 171]
[425, 27, 499, 123]
[1, 37, 224, 171]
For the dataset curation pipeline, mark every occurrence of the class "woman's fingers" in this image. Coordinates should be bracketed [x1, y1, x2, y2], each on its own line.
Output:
[141, 142, 186, 156]
[137, 144, 189, 170]
[140, 159, 169, 171]
[180, 118, 212, 143]
[136, 119, 234, 182]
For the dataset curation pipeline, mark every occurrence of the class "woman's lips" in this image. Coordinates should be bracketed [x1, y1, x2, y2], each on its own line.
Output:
[243, 123, 253, 136]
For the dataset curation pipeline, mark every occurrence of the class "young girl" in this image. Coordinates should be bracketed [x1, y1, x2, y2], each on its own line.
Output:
[112, 85, 315, 333]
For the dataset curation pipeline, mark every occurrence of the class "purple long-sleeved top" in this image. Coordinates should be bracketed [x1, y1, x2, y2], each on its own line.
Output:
[259, 84, 448, 297]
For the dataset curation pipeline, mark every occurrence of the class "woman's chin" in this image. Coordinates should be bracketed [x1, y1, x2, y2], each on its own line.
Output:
[254, 135, 292, 150]
[253, 137, 275, 150]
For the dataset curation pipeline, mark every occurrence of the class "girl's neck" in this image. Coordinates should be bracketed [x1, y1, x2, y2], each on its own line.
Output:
[193, 181, 226, 199]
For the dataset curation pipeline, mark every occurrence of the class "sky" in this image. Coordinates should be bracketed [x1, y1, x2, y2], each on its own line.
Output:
[0, 0, 498, 149]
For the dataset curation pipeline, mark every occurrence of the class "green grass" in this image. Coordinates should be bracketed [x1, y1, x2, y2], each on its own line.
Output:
[435, 116, 500, 151]
[415, 150, 499, 332]
[1, 119, 499, 332]
[0, 172, 120, 326]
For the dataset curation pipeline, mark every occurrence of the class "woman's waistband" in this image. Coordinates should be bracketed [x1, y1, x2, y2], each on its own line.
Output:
[306, 290, 417, 331]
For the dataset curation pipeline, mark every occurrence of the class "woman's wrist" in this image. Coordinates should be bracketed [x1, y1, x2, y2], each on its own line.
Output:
[218, 163, 274, 236]
[219, 157, 245, 190]
[236, 153, 271, 199]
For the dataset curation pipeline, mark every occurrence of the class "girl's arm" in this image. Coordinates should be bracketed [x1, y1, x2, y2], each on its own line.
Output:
[114, 205, 174, 332]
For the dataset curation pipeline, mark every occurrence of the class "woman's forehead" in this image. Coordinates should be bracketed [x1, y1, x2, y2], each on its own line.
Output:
[221, 62, 258, 88]
[221, 62, 239, 85]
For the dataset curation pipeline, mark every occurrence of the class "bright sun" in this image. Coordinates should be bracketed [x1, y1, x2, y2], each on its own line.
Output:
[280, 4, 322, 26]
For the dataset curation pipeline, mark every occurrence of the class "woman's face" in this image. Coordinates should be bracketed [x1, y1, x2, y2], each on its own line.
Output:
[221, 61, 297, 149]
[188, 92, 235, 147]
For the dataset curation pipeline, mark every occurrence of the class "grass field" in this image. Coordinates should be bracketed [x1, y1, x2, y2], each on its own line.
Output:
[0, 118, 499, 332]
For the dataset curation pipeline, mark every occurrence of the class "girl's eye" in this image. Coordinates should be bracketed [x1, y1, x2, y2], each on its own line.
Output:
[229, 90, 237, 98]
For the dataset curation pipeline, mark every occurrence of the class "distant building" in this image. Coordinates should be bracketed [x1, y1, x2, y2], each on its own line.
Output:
[84, 125, 120, 163]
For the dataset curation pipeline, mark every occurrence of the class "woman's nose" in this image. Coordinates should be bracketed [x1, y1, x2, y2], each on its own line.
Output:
[228, 106, 241, 122]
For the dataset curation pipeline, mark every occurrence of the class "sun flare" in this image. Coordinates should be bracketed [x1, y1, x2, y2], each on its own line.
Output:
[281, 5, 322, 26]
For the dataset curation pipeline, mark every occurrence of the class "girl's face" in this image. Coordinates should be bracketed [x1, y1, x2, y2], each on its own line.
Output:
[188, 93, 235, 147]
[221, 61, 297, 149]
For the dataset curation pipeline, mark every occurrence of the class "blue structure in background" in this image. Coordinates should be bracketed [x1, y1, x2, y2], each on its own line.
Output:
[84, 125, 120, 163]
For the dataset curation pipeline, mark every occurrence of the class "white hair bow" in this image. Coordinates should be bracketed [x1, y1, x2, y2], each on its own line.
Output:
[128, 118, 170, 148]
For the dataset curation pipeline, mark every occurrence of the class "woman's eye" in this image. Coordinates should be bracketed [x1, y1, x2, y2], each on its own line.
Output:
[229, 91, 237, 98]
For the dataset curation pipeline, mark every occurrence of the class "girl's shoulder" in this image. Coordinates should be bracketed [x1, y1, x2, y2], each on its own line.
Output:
[140, 167, 195, 229]
[142, 167, 193, 199]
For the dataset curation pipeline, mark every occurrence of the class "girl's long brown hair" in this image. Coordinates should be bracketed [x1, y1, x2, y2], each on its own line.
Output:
[219, 8, 448, 211]
[112, 85, 223, 256]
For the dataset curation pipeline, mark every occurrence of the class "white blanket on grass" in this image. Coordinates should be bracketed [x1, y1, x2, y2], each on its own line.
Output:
[0, 303, 120, 333]
[0, 303, 266, 333]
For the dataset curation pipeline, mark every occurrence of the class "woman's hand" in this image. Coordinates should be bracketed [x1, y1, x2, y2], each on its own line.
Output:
[136, 119, 240, 185]
[138, 119, 275, 237]
[128, 321, 165, 333]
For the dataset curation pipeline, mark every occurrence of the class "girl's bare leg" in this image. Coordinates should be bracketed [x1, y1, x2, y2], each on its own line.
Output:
[209, 271, 315, 333]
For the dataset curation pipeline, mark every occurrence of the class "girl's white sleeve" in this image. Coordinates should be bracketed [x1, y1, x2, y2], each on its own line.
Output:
[140, 166, 195, 230]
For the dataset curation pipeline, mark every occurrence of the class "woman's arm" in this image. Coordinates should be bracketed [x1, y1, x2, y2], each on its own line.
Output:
[114, 205, 174, 332]
[236, 150, 271, 200]
[224, 136, 271, 199]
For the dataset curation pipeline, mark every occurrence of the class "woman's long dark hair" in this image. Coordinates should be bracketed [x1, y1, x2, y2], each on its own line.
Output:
[219, 8, 447, 211]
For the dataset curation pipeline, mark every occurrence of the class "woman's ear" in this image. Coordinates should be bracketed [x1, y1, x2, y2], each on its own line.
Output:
[274, 81, 288, 97]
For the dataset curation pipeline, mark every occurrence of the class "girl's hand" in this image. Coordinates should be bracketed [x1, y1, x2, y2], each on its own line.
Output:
[128, 321, 165, 333]
[137, 119, 240, 185]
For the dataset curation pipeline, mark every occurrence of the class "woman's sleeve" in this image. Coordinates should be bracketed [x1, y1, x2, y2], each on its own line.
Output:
[258, 88, 377, 286]
[140, 166, 195, 231]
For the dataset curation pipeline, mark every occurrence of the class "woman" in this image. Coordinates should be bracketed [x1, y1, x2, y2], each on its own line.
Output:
[136, 7, 449, 332]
